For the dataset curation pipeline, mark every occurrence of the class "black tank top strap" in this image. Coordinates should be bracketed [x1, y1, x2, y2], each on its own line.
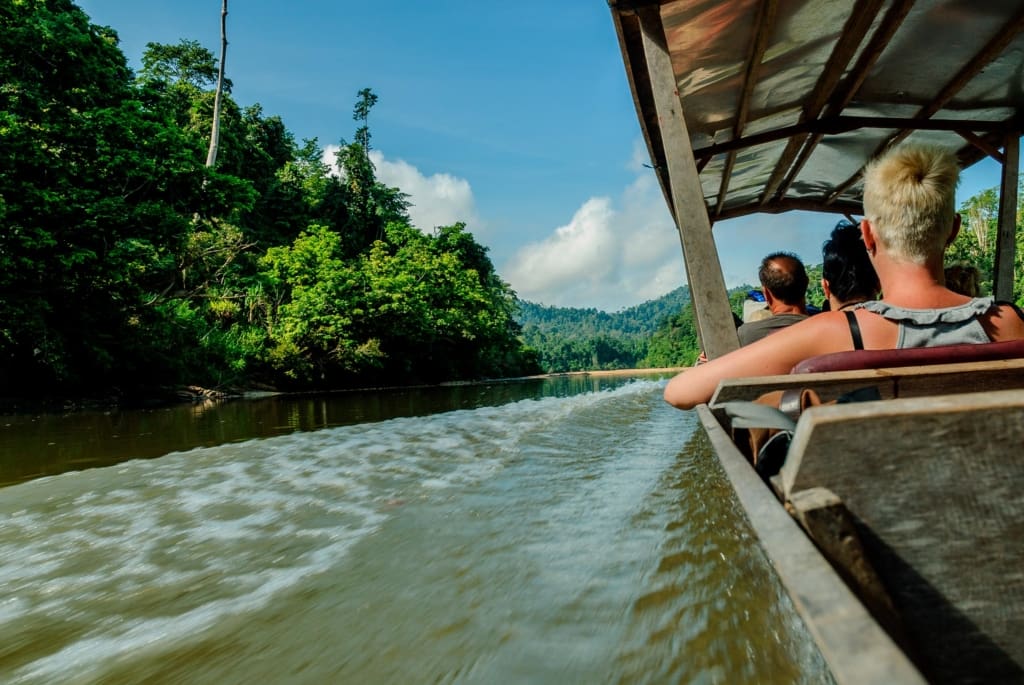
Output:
[995, 300, 1024, 323]
[844, 310, 864, 350]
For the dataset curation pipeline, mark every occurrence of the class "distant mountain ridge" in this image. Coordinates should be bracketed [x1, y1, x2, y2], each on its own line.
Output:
[513, 287, 692, 372]
[514, 286, 690, 339]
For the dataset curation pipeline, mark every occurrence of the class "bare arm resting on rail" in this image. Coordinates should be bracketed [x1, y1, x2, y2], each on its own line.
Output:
[664, 311, 863, 409]
[663, 301, 1024, 410]
[666, 143, 1024, 410]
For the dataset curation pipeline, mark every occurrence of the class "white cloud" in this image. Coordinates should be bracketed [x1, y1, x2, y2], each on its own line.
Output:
[502, 171, 686, 311]
[320, 145, 480, 233]
[369, 150, 480, 233]
[320, 139, 834, 312]
[321, 144, 342, 177]
[500, 144, 837, 311]
[628, 138, 650, 172]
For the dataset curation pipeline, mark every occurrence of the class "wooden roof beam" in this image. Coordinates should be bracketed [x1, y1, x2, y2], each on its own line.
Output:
[775, 0, 915, 201]
[715, 198, 864, 223]
[758, 0, 885, 207]
[695, 115, 1017, 161]
[610, 6, 678, 218]
[827, 7, 1024, 205]
[635, 5, 739, 358]
[715, 0, 777, 218]
[956, 130, 1005, 165]
[606, 0, 663, 13]
[994, 133, 1020, 301]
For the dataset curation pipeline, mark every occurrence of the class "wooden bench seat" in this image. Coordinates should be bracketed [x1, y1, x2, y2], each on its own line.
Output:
[792, 338, 1024, 374]
[778, 390, 1024, 684]
[710, 357, 1024, 405]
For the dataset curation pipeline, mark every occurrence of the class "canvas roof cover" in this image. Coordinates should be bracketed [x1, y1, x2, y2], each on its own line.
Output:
[610, 0, 1024, 223]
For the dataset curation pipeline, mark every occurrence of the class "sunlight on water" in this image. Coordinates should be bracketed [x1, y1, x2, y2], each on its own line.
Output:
[0, 380, 829, 684]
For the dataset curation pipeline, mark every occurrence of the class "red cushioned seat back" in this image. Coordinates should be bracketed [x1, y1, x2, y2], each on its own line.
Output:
[791, 338, 1024, 374]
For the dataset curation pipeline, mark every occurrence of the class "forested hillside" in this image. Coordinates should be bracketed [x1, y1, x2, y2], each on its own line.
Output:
[517, 286, 690, 338]
[516, 287, 697, 371]
[0, 0, 540, 399]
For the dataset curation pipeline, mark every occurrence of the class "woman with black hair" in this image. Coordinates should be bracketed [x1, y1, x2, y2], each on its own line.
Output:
[821, 222, 880, 311]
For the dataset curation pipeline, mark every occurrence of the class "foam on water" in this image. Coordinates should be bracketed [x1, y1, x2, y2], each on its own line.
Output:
[0, 381, 662, 684]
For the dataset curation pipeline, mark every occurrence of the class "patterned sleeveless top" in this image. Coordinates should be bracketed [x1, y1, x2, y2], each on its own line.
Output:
[852, 297, 995, 348]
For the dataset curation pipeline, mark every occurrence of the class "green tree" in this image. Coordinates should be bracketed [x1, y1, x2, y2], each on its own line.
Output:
[140, 39, 222, 89]
[352, 87, 378, 150]
[0, 3, 536, 396]
[260, 221, 537, 385]
[946, 183, 1024, 302]
[0, 0, 217, 388]
[260, 224, 376, 384]
[327, 89, 410, 257]
[644, 305, 700, 368]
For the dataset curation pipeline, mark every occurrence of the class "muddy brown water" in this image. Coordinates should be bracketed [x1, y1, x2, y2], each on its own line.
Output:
[0, 375, 829, 684]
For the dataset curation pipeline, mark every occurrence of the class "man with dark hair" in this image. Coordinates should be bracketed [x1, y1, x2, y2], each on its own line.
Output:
[737, 252, 809, 346]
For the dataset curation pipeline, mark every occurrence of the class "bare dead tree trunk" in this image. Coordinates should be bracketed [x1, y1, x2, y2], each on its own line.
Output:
[205, 0, 228, 168]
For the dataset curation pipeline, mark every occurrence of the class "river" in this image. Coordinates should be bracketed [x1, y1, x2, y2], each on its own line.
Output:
[0, 374, 829, 684]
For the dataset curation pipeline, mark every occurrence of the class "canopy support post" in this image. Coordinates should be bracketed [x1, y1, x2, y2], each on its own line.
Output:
[637, 7, 739, 359]
[993, 133, 1019, 302]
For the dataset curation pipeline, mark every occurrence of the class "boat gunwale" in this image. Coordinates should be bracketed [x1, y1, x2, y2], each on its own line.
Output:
[696, 403, 927, 685]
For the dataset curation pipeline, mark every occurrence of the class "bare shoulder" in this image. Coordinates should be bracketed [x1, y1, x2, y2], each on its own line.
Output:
[727, 312, 858, 365]
[985, 302, 1024, 340]
[663, 312, 855, 409]
[778, 310, 860, 344]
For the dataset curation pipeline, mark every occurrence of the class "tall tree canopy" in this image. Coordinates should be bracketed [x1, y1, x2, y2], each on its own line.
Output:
[0, 1, 540, 398]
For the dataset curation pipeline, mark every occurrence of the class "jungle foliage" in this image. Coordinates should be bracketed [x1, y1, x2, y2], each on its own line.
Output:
[946, 182, 1024, 301]
[0, 0, 540, 397]
[516, 288, 692, 371]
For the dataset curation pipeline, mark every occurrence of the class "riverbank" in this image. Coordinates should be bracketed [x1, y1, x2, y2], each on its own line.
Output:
[526, 367, 686, 379]
[0, 368, 686, 416]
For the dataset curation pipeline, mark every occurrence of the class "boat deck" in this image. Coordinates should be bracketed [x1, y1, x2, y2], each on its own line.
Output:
[703, 358, 1024, 683]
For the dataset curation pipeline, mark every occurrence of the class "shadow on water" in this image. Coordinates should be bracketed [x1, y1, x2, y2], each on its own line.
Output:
[0, 374, 662, 488]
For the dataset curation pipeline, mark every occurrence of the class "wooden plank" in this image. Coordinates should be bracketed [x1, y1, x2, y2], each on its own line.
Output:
[696, 115, 1017, 161]
[760, 0, 885, 206]
[710, 357, 1024, 404]
[957, 129, 1005, 164]
[828, 7, 1024, 205]
[715, 0, 777, 218]
[788, 487, 909, 652]
[711, 371, 897, 405]
[893, 357, 1024, 396]
[696, 406, 926, 685]
[636, 7, 739, 360]
[780, 390, 1024, 683]
[994, 132, 1020, 302]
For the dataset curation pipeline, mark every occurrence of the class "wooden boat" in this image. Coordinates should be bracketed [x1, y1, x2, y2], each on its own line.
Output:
[608, 2, 1024, 683]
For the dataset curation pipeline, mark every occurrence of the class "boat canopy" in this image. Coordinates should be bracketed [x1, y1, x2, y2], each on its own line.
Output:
[609, 0, 1024, 357]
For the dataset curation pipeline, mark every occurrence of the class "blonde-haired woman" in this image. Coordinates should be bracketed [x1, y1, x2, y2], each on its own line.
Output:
[664, 144, 1024, 410]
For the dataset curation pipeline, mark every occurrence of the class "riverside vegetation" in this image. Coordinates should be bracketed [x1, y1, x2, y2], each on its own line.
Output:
[2, 0, 541, 401]
[2, 1, 1019, 404]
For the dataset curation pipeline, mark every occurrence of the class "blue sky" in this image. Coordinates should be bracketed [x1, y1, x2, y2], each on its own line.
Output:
[78, 0, 1007, 312]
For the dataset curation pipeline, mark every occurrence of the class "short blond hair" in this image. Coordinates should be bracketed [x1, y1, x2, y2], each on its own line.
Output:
[862, 144, 959, 263]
